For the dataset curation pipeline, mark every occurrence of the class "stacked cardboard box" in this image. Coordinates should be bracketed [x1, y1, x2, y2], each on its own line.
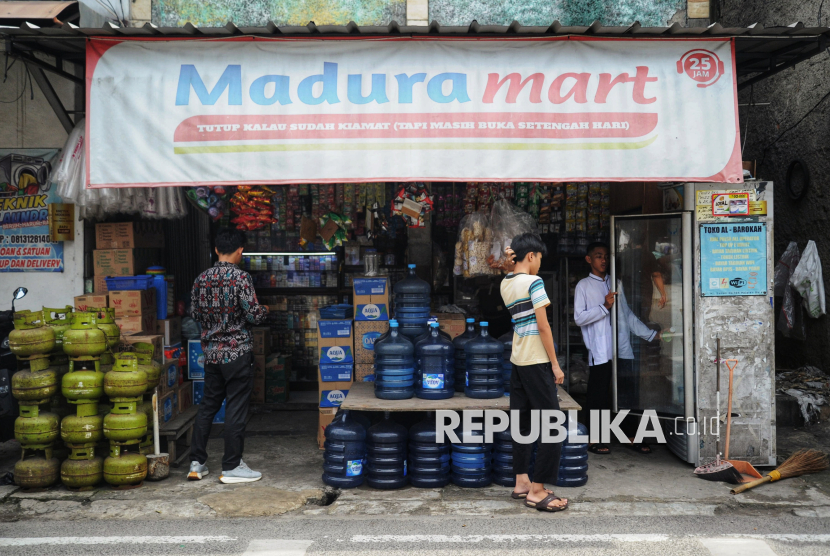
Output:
[317, 319, 354, 449]
[352, 277, 390, 322]
[436, 313, 467, 339]
[265, 353, 291, 404]
[156, 316, 182, 345]
[93, 222, 164, 294]
[110, 289, 157, 334]
[73, 294, 108, 312]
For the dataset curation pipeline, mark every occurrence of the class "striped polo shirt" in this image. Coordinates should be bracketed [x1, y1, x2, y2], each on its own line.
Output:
[499, 273, 551, 365]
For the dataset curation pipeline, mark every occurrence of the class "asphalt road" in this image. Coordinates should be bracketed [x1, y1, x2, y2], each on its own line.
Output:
[1, 515, 829, 556]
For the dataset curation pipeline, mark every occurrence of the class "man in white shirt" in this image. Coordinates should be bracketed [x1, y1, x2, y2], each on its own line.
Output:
[574, 242, 660, 455]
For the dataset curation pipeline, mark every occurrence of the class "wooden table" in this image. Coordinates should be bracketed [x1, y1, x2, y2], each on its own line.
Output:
[159, 405, 198, 468]
[340, 381, 581, 411]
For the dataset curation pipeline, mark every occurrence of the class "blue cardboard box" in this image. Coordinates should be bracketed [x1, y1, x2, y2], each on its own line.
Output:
[213, 399, 226, 424]
[352, 278, 389, 321]
[317, 320, 354, 364]
[192, 380, 226, 424]
[188, 339, 205, 380]
[319, 363, 353, 382]
[319, 385, 350, 408]
[319, 345, 354, 365]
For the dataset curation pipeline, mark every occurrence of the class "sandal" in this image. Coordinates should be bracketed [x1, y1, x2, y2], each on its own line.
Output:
[511, 488, 554, 499]
[627, 443, 652, 454]
[589, 444, 611, 455]
[525, 493, 569, 512]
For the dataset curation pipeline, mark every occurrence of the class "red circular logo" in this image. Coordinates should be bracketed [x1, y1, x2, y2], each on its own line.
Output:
[676, 50, 725, 88]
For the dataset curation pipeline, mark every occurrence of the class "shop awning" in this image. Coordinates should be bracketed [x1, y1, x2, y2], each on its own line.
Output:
[0, 2, 79, 28]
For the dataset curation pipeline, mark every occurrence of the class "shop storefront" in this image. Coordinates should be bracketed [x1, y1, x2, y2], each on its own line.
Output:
[2, 22, 826, 489]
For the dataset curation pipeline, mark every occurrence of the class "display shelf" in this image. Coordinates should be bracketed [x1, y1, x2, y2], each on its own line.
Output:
[254, 287, 340, 295]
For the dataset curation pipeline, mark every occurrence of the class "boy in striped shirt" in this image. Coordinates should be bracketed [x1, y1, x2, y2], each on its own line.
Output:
[499, 233, 568, 512]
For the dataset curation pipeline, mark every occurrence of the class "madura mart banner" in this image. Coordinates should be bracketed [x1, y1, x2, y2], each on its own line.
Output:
[86, 38, 741, 187]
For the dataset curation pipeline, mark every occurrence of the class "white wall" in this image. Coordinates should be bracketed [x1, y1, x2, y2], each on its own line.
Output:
[0, 56, 85, 312]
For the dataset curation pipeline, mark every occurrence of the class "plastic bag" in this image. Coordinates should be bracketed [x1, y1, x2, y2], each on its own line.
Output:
[790, 240, 826, 318]
[488, 199, 537, 271]
[777, 242, 806, 339]
[453, 211, 498, 277]
[774, 242, 800, 297]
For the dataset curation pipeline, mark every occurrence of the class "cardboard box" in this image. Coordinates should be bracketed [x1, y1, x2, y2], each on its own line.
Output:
[109, 289, 156, 317]
[265, 353, 291, 381]
[93, 249, 136, 276]
[114, 312, 157, 335]
[93, 276, 109, 294]
[352, 277, 390, 321]
[318, 407, 337, 449]
[354, 320, 389, 364]
[188, 340, 205, 379]
[252, 327, 271, 355]
[74, 294, 108, 312]
[177, 381, 193, 413]
[319, 363, 353, 382]
[155, 317, 182, 345]
[265, 379, 289, 404]
[158, 360, 179, 396]
[319, 380, 351, 408]
[122, 333, 163, 365]
[317, 320, 354, 364]
[96, 222, 165, 250]
[436, 313, 467, 339]
[157, 391, 177, 424]
[355, 363, 375, 382]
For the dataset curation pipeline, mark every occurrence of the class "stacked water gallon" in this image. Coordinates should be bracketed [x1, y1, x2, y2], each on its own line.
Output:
[451, 426, 493, 487]
[556, 420, 589, 487]
[497, 320, 514, 396]
[413, 316, 452, 344]
[365, 412, 408, 489]
[464, 322, 505, 399]
[452, 319, 477, 393]
[414, 322, 455, 400]
[373, 320, 415, 400]
[492, 429, 514, 486]
[393, 264, 431, 341]
[322, 410, 367, 488]
[408, 413, 451, 488]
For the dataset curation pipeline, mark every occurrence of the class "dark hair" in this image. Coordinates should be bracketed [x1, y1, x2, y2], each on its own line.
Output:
[214, 228, 247, 255]
[512, 232, 547, 262]
[586, 242, 609, 257]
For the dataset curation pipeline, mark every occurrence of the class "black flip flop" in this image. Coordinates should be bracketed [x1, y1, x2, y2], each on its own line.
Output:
[525, 493, 569, 512]
[627, 443, 652, 454]
[588, 444, 611, 455]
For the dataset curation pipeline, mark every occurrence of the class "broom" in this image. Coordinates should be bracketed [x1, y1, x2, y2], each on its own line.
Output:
[694, 339, 743, 484]
[731, 449, 829, 494]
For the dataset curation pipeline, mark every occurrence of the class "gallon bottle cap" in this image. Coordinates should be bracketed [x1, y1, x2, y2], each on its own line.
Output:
[408, 264, 416, 269]
[466, 318, 475, 323]
[480, 321, 489, 327]
[390, 320, 399, 327]
[430, 322, 439, 328]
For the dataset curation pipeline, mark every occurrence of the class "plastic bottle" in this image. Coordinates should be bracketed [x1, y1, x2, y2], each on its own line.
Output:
[366, 411, 408, 489]
[408, 412, 451, 488]
[151, 274, 168, 320]
[451, 427, 493, 488]
[498, 320, 515, 395]
[452, 319, 477, 393]
[322, 410, 367, 488]
[464, 321, 505, 399]
[373, 320, 415, 400]
[393, 264, 431, 339]
[556, 420, 589, 487]
[415, 322, 455, 400]
[492, 429, 515, 487]
[413, 317, 452, 345]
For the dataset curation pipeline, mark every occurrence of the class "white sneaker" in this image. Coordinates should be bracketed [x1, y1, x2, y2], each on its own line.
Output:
[219, 460, 262, 484]
[188, 461, 209, 480]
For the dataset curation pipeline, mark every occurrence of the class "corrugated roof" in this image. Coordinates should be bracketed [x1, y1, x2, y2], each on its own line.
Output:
[0, 1, 78, 26]
[3, 20, 827, 87]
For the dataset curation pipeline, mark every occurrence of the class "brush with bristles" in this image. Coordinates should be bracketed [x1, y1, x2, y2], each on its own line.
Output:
[731, 450, 829, 494]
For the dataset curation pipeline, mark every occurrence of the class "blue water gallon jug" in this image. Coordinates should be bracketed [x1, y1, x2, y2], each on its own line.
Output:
[152, 274, 168, 320]
[413, 317, 452, 345]
[415, 322, 455, 400]
[408, 413, 451, 488]
[465, 322, 505, 399]
[452, 319, 477, 393]
[394, 264, 431, 339]
[322, 410, 367, 488]
[492, 429, 514, 487]
[557, 420, 589, 487]
[366, 411, 408, 490]
[498, 320, 515, 395]
[451, 428, 493, 488]
[373, 320, 415, 400]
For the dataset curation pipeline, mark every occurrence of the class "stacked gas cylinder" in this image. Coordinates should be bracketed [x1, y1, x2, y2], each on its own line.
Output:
[134, 344, 162, 457]
[9, 310, 61, 489]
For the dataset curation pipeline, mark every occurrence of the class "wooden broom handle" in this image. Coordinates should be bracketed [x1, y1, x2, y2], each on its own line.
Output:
[731, 475, 772, 494]
[724, 359, 738, 460]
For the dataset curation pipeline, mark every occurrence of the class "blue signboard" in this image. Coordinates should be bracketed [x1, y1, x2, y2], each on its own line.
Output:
[700, 223, 767, 296]
[0, 149, 64, 272]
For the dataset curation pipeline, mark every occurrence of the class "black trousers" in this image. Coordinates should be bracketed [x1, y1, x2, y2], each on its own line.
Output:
[510, 362, 562, 485]
[191, 352, 254, 471]
[586, 360, 639, 439]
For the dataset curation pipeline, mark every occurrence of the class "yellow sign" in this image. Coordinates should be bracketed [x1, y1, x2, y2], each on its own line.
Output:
[749, 200, 767, 215]
[48, 203, 75, 242]
[696, 190, 756, 222]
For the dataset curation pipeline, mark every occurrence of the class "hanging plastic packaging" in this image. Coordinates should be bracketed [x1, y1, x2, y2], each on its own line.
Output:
[776, 242, 805, 339]
[488, 199, 537, 271]
[790, 240, 826, 318]
[453, 212, 498, 277]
